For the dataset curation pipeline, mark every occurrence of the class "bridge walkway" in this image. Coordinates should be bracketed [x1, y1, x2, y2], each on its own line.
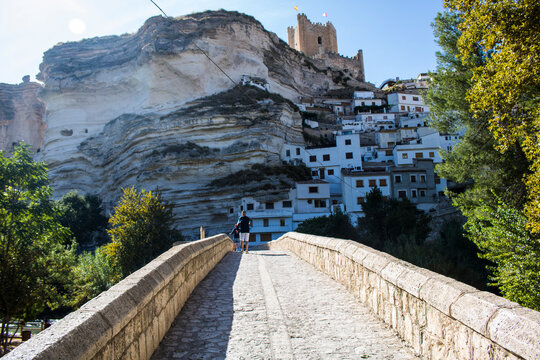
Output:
[151, 249, 420, 360]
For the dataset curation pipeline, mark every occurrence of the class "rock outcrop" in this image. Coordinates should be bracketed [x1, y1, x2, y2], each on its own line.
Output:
[0, 78, 45, 152]
[32, 10, 368, 237]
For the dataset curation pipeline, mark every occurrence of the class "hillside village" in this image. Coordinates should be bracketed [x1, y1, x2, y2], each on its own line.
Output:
[235, 15, 462, 244]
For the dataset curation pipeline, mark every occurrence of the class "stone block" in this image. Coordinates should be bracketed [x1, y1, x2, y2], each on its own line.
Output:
[396, 268, 431, 298]
[362, 251, 391, 273]
[138, 330, 147, 360]
[4, 310, 112, 360]
[450, 291, 516, 336]
[419, 276, 473, 316]
[470, 330, 492, 360]
[487, 307, 540, 360]
[380, 260, 408, 285]
[79, 287, 138, 336]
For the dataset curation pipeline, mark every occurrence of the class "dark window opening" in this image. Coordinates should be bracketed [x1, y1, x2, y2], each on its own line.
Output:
[317, 36, 322, 44]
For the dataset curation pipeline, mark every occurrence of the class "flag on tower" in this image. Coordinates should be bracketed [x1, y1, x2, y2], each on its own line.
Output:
[294, 5, 299, 11]
[322, 12, 328, 17]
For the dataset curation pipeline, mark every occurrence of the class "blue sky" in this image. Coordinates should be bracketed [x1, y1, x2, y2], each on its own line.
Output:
[0, 0, 444, 87]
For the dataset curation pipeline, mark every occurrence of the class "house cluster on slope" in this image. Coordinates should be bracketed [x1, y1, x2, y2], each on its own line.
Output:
[232, 74, 462, 244]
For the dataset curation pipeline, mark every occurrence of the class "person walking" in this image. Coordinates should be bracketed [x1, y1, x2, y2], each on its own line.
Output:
[236, 210, 252, 253]
[229, 224, 240, 252]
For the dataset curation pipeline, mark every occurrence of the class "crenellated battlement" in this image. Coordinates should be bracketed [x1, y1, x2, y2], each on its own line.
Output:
[288, 14, 364, 82]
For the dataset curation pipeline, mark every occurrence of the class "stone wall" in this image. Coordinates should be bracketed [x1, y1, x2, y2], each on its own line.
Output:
[268, 232, 540, 360]
[5, 234, 232, 360]
[287, 14, 338, 57]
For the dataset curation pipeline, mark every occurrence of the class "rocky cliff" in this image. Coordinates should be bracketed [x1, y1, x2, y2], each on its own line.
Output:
[0, 78, 45, 152]
[34, 10, 365, 237]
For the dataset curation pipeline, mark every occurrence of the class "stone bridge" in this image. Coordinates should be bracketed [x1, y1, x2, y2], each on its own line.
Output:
[6, 233, 540, 359]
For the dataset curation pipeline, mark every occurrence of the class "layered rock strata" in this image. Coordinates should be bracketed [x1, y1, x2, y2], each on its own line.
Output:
[34, 10, 370, 237]
[0, 79, 45, 152]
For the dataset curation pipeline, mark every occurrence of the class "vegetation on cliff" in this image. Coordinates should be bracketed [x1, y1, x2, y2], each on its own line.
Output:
[208, 163, 311, 193]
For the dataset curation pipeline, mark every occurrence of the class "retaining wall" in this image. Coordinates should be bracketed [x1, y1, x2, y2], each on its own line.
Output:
[268, 232, 540, 360]
[6, 234, 232, 360]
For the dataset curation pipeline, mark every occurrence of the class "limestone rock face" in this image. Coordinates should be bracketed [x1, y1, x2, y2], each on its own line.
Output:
[36, 10, 360, 237]
[0, 81, 45, 152]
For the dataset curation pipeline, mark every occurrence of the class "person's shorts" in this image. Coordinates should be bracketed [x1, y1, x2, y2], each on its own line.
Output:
[232, 237, 240, 243]
[239, 232, 250, 242]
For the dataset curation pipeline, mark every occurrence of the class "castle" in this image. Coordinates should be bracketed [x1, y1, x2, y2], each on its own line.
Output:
[287, 14, 365, 82]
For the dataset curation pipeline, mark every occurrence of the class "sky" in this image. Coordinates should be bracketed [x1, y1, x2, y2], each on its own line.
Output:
[0, 0, 444, 87]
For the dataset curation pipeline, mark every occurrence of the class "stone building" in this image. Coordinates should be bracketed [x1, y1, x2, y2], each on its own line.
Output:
[287, 14, 338, 57]
[287, 14, 365, 82]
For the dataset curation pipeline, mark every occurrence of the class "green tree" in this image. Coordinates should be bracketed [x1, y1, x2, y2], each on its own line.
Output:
[105, 187, 182, 278]
[425, 5, 540, 307]
[71, 247, 117, 308]
[465, 200, 540, 310]
[358, 188, 431, 249]
[295, 209, 359, 241]
[57, 191, 108, 251]
[425, 10, 530, 213]
[0, 143, 73, 354]
[444, 0, 540, 233]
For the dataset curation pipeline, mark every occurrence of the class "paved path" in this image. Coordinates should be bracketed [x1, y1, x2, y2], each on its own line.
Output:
[151, 250, 420, 360]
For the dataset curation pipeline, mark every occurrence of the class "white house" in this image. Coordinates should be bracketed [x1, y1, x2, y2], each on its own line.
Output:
[291, 180, 331, 228]
[387, 92, 429, 113]
[341, 167, 391, 225]
[393, 144, 442, 166]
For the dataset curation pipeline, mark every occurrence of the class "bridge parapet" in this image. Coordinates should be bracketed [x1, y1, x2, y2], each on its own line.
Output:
[268, 232, 540, 360]
[6, 234, 232, 360]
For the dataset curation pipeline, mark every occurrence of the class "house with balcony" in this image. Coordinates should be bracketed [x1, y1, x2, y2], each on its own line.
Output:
[387, 91, 429, 114]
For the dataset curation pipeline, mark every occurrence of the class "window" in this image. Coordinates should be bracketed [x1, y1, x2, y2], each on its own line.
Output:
[323, 154, 330, 161]
[327, 169, 334, 175]
[429, 152, 435, 158]
[385, 150, 393, 156]
[240, 205, 244, 211]
[402, 95, 406, 100]
[280, 219, 285, 227]
[415, 107, 422, 112]
[395, 175, 402, 183]
[282, 200, 292, 208]
[412, 190, 417, 198]
[229, 207, 234, 214]
[345, 139, 352, 145]
[361, 101, 365, 106]
[398, 190, 407, 199]
[435, 177, 441, 185]
[346, 152, 353, 159]
[247, 203, 254, 210]
[309, 186, 318, 193]
[357, 197, 364, 204]
[296, 147, 300, 155]
[420, 190, 426, 197]
[286, 149, 290, 157]
[266, 202, 274, 210]
[356, 180, 364, 187]
[369, 179, 377, 187]
[411, 175, 417, 183]
[401, 105, 405, 110]
[260, 233, 272, 242]
[402, 153, 408, 159]
[317, 36, 322, 44]
[379, 179, 387, 186]
[249, 233, 256, 242]
[309, 155, 316, 162]
[263, 218, 269, 227]
[314, 199, 326, 208]
[412, 96, 419, 101]
[420, 175, 426, 183]
[415, 152, 424, 158]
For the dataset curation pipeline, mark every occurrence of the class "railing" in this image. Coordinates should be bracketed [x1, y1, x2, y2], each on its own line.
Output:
[5, 234, 232, 360]
[267, 232, 540, 360]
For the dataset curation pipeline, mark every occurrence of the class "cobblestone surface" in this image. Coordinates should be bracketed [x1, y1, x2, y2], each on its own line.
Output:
[151, 250, 420, 360]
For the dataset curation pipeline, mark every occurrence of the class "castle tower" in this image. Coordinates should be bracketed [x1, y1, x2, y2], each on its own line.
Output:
[287, 14, 338, 57]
